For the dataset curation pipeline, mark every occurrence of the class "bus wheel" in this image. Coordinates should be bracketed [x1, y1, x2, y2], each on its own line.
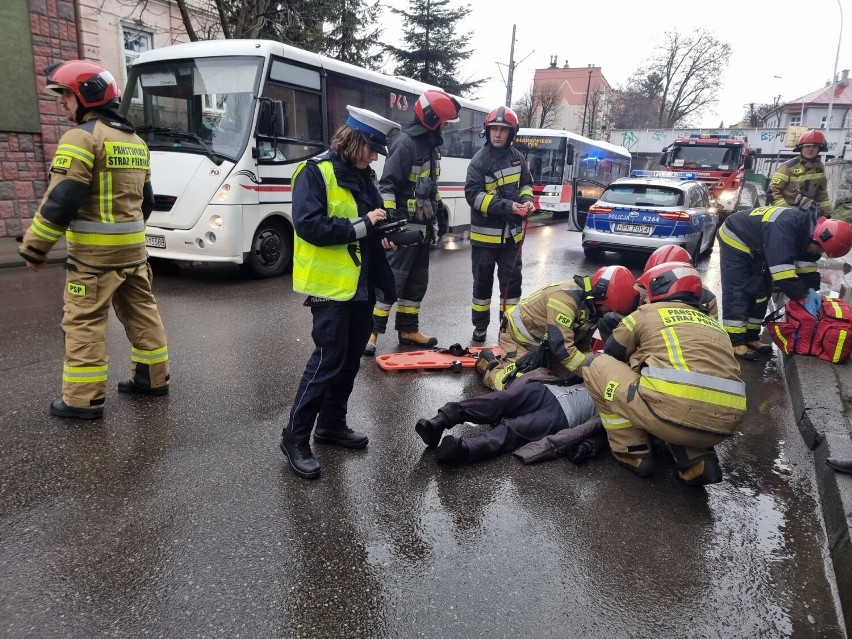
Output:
[583, 247, 602, 260]
[244, 218, 292, 278]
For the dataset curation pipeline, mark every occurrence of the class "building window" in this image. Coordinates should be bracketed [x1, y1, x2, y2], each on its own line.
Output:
[123, 27, 152, 101]
[820, 115, 833, 130]
[789, 115, 801, 126]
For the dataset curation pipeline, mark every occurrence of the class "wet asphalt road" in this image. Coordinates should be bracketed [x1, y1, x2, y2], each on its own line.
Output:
[0, 220, 845, 638]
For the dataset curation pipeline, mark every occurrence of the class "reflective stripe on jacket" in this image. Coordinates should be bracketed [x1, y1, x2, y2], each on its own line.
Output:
[769, 156, 831, 213]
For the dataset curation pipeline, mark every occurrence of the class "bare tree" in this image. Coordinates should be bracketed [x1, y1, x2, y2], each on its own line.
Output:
[513, 82, 561, 129]
[609, 72, 663, 129]
[742, 102, 777, 128]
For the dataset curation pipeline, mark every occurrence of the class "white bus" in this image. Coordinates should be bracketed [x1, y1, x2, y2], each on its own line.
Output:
[121, 39, 490, 277]
[513, 128, 631, 231]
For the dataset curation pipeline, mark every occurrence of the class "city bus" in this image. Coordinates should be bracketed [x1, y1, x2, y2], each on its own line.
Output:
[121, 39, 490, 277]
[513, 128, 631, 231]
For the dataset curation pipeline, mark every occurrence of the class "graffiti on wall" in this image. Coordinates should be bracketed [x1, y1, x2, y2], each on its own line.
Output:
[621, 131, 639, 150]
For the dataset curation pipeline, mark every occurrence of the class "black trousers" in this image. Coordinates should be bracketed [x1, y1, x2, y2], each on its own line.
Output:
[471, 242, 523, 331]
[282, 300, 374, 445]
[438, 382, 570, 462]
[373, 241, 431, 334]
[720, 241, 770, 346]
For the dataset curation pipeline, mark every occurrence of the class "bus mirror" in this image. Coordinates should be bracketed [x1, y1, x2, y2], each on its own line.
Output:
[659, 151, 667, 166]
[744, 155, 754, 170]
[566, 144, 575, 166]
[257, 99, 286, 138]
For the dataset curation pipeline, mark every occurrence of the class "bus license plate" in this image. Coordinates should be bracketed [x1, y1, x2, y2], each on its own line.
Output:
[613, 223, 652, 235]
[145, 235, 166, 249]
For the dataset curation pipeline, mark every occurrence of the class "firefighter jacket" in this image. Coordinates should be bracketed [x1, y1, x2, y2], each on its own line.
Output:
[506, 278, 598, 378]
[291, 151, 396, 303]
[769, 156, 831, 214]
[465, 143, 534, 247]
[378, 121, 443, 232]
[20, 111, 153, 269]
[604, 301, 747, 436]
[719, 206, 822, 301]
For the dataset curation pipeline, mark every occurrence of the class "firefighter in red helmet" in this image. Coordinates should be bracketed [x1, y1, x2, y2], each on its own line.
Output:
[19, 60, 170, 419]
[476, 265, 637, 391]
[769, 129, 832, 215]
[465, 106, 536, 344]
[640, 245, 718, 317]
[583, 263, 747, 486]
[364, 89, 461, 356]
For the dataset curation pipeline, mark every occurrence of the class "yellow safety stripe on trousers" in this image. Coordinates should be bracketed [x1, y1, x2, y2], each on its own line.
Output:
[832, 330, 848, 363]
[30, 217, 64, 242]
[474, 192, 495, 214]
[661, 326, 689, 371]
[373, 300, 392, 317]
[56, 144, 95, 168]
[771, 324, 789, 352]
[600, 411, 633, 429]
[639, 374, 747, 411]
[131, 345, 169, 364]
[63, 364, 108, 383]
[724, 325, 747, 335]
[472, 299, 491, 312]
[397, 305, 421, 315]
[718, 225, 751, 254]
[66, 230, 146, 246]
[99, 171, 114, 223]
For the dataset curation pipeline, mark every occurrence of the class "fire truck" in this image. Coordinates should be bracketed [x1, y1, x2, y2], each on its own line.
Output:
[659, 133, 754, 218]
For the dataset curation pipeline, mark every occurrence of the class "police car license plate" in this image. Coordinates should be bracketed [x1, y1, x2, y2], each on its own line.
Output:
[613, 223, 652, 235]
[145, 235, 166, 249]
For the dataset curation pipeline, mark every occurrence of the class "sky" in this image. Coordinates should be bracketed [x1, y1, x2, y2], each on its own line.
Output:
[379, 0, 851, 129]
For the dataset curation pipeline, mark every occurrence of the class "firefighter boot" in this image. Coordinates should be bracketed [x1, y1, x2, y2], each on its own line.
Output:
[611, 451, 655, 478]
[475, 349, 499, 375]
[669, 444, 724, 487]
[732, 345, 759, 361]
[50, 399, 103, 420]
[399, 331, 438, 347]
[434, 435, 470, 464]
[472, 328, 487, 343]
[363, 333, 378, 357]
[118, 363, 169, 396]
[747, 340, 774, 356]
[415, 411, 452, 448]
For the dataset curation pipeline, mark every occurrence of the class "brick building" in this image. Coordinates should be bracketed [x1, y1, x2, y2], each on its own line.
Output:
[532, 57, 613, 138]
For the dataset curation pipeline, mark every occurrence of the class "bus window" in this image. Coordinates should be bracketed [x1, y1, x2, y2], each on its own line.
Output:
[326, 72, 418, 135]
[260, 81, 324, 162]
[444, 107, 486, 159]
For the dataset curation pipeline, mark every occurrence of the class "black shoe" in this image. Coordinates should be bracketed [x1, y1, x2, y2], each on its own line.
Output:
[826, 457, 852, 475]
[434, 435, 469, 464]
[117, 378, 169, 396]
[280, 438, 321, 479]
[612, 452, 655, 478]
[415, 412, 451, 448]
[472, 328, 487, 343]
[313, 427, 369, 449]
[50, 399, 103, 420]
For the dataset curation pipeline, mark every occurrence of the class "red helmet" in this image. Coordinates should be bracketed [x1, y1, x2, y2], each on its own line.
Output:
[637, 263, 703, 304]
[644, 245, 692, 271]
[484, 106, 519, 133]
[414, 90, 461, 131]
[813, 217, 852, 258]
[45, 60, 120, 108]
[796, 129, 828, 153]
[589, 265, 637, 314]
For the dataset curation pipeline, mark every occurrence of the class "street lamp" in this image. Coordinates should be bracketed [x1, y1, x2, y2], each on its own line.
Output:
[581, 64, 594, 137]
[825, 0, 843, 132]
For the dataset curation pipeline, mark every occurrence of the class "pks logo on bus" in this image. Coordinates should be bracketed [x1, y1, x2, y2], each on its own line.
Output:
[389, 93, 409, 111]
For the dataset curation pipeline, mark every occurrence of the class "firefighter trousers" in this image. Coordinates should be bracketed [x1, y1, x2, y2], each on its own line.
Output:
[61, 261, 169, 409]
[471, 242, 523, 332]
[438, 382, 572, 462]
[583, 355, 726, 461]
[372, 241, 431, 334]
[719, 240, 770, 346]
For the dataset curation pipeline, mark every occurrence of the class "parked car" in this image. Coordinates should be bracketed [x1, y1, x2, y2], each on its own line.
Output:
[581, 170, 718, 263]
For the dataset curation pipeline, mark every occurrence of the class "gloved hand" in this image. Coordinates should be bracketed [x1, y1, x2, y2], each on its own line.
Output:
[597, 311, 623, 342]
[795, 194, 815, 212]
[414, 198, 434, 223]
[801, 289, 822, 317]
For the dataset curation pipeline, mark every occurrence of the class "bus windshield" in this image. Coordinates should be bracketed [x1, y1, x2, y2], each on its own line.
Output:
[122, 56, 263, 162]
[670, 144, 743, 171]
[514, 136, 567, 185]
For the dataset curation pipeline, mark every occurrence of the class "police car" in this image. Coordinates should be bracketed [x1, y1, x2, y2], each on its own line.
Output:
[581, 170, 718, 262]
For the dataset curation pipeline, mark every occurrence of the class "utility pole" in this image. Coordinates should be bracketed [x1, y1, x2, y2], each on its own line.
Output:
[581, 64, 594, 137]
[505, 25, 516, 107]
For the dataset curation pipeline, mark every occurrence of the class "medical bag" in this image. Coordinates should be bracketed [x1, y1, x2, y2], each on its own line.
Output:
[765, 295, 852, 364]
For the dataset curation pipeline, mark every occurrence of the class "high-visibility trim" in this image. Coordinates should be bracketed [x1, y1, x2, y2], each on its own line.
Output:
[639, 371, 747, 411]
[104, 141, 149, 170]
[621, 314, 637, 331]
[69, 220, 145, 234]
[718, 225, 751, 254]
[131, 345, 169, 364]
[828, 299, 843, 317]
[63, 364, 108, 383]
[832, 331, 848, 363]
[30, 217, 64, 241]
[474, 193, 494, 213]
[373, 307, 391, 317]
[508, 305, 536, 345]
[661, 327, 688, 370]
[770, 264, 796, 281]
[772, 325, 789, 351]
[724, 325, 747, 335]
[759, 206, 785, 222]
[565, 350, 586, 371]
[66, 230, 146, 245]
[397, 305, 420, 315]
[472, 301, 491, 312]
[56, 144, 94, 168]
[471, 229, 503, 244]
[600, 411, 633, 429]
[547, 298, 574, 318]
[519, 186, 533, 198]
[794, 261, 818, 274]
[383, 199, 395, 209]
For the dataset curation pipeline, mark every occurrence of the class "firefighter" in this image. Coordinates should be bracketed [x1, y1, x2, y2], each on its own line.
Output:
[465, 106, 535, 344]
[718, 206, 852, 360]
[477, 265, 637, 391]
[583, 263, 748, 486]
[19, 61, 170, 420]
[279, 106, 399, 479]
[642, 244, 718, 317]
[364, 90, 461, 356]
[769, 129, 832, 215]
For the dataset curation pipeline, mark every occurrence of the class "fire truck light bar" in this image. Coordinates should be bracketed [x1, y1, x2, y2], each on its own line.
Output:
[631, 170, 697, 179]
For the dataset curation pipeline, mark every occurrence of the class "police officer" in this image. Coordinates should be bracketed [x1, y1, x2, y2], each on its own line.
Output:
[279, 106, 399, 480]
[477, 265, 637, 391]
[769, 129, 832, 215]
[718, 206, 852, 360]
[19, 61, 170, 419]
[465, 106, 535, 343]
[583, 263, 748, 486]
[364, 90, 461, 356]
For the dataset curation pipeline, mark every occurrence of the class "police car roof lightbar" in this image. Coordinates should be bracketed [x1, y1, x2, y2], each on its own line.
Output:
[630, 170, 696, 179]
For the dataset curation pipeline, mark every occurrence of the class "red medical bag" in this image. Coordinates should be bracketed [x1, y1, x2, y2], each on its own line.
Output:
[766, 296, 852, 364]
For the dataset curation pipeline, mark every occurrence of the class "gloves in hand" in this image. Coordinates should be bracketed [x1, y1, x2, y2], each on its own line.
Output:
[795, 194, 815, 212]
[414, 198, 434, 223]
[597, 311, 623, 343]
[802, 289, 822, 317]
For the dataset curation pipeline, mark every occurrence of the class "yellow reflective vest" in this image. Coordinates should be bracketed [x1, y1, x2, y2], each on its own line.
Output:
[292, 159, 361, 301]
